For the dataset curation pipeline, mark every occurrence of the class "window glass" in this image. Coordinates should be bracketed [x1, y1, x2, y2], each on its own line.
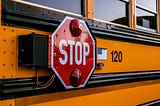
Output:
[136, 8, 156, 29]
[94, 0, 129, 26]
[136, 0, 157, 12]
[23, 0, 82, 15]
[136, 0, 157, 30]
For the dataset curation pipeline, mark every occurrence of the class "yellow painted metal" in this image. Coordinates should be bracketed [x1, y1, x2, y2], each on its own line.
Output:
[0, 99, 15, 106]
[129, 0, 136, 29]
[1, 25, 160, 78]
[15, 79, 160, 106]
[0, 26, 51, 79]
[95, 38, 160, 73]
[0, 26, 17, 79]
[86, 0, 94, 19]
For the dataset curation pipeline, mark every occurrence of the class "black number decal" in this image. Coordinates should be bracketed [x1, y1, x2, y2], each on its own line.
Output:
[118, 51, 122, 62]
[111, 51, 122, 62]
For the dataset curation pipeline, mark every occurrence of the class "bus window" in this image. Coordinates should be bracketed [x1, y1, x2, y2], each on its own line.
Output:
[22, 0, 82, 15]
[136, 0, 157, 31]
[136, 0, 157, 12]
[94, 0, 129, 26]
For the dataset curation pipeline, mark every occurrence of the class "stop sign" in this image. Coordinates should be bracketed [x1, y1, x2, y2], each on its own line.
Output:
[50, 16, 96, 89]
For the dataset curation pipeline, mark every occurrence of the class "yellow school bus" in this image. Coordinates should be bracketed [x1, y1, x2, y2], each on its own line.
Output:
[1, 0, 160, 105]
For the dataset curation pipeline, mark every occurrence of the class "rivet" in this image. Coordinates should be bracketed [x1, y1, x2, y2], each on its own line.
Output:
[3, 51, 6, 54]
[11, 40, 15, 43]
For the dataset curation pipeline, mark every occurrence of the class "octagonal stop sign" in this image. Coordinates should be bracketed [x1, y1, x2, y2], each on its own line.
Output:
[49, 16, 96, 89]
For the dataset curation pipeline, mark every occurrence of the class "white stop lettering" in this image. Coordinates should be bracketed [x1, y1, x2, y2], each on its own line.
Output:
[59, 39, 90, 65]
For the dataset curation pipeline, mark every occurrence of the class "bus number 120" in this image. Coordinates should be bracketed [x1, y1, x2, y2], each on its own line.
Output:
[111, 51, 122, 62]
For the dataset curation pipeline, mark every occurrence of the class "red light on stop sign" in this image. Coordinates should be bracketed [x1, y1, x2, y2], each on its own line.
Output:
[70, 69, 82, 87]
[70, 19, 82, 37]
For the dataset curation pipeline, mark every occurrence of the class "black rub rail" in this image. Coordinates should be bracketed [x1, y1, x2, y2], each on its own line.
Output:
[138, 99, 160, 106]
[1, 70, 160, 100]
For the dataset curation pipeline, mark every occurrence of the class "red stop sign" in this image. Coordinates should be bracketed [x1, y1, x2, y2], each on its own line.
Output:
[49, 16, 96, 89]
